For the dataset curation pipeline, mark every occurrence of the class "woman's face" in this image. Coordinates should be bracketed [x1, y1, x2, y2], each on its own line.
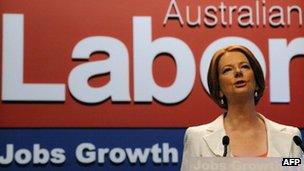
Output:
[218, 51, 257, 101]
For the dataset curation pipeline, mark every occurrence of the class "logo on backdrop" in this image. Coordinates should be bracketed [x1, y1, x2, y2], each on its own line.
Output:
[2, 14, 303, 104]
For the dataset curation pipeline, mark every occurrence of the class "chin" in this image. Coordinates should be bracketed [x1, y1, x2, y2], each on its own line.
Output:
[233, 88, 253, 96]
[234, 90, 253, 98]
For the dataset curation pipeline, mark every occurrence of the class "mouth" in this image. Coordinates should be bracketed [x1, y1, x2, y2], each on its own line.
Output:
[234, 80, 247, 88]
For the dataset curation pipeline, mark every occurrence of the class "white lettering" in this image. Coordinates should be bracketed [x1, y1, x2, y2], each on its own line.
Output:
[75, 143, 179, 164]
[204, 6, 218, 27]
[163, 0, 184, 26]
[97, 148, 109, 163]
[69, 36, 130, 103]
[109, 148, 126, 164]
[125, 148, 150, 163]
[50, 148, 66, 164]
[162, 143, 178, 163]
[33, 144, 49, 164]
[76, 143, 96, 164]
[0, 144, 14, 164]
[2, 14, 65, 101]
[269, 6, 285, 27]
[134, 17, 195, 104]
[269, 38, 304, 102]
[151, 144, 162, 163]
[15, 149, 32, 165]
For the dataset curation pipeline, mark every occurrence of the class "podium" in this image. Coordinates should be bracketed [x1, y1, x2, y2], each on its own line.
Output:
[182, 157, 304, 171]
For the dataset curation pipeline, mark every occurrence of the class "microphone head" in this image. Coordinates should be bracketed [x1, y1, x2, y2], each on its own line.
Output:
[293, 135, 303, 146]
[222, 135, 230, 146]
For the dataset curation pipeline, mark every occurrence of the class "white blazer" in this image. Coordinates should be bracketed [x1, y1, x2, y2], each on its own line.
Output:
[181, 114, 303, 170]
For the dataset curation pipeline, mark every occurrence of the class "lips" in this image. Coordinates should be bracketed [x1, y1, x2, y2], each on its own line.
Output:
[234, 80, 247, 87]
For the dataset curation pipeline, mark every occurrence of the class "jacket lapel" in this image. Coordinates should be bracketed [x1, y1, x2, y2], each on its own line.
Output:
[262, 115, 293, 157]
[203, 115, 228, 157]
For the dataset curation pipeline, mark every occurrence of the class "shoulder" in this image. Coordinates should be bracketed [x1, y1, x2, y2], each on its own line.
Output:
[262, 115, 301, 135]
[184, 114, 224, 141]
[184, 124, 209, 141]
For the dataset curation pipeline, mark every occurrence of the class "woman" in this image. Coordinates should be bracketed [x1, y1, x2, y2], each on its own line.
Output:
[181, 45, 303, 168]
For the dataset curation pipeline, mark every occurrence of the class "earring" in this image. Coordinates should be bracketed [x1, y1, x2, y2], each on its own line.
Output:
[220, 98, 224, 105]
[254, 91, 258, 98]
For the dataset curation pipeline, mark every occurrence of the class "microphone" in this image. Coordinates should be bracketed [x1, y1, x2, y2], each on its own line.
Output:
[222, 135, 230, 157]
[293, 135, 304, 153]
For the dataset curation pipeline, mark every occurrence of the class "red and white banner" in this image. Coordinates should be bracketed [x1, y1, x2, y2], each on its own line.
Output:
[1, 0, 303, 127]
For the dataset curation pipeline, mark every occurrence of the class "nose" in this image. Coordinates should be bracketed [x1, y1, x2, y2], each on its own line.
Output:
[234, 68, 243, 78]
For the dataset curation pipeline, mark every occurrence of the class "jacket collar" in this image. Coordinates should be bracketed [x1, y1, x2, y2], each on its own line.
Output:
[202, 113, 293, 157]
[203, 114, 227, 157]
[261, 114, 293, 157]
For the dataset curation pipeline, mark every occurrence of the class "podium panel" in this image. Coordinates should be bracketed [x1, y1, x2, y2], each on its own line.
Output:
[183, 158, 304, 171]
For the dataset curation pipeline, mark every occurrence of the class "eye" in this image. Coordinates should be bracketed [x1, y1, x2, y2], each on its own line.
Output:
[241, 64, 250, 69]
[223, 68, 232, 74]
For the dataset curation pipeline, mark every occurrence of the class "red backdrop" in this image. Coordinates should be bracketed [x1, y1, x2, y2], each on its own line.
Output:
[0, 0, 303, 127]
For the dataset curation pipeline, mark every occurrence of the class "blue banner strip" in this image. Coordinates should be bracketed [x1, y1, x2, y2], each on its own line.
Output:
[0, 128, 303, 170]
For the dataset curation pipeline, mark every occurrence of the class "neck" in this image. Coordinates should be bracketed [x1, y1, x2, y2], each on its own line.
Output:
[224, 98, 259, 130]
